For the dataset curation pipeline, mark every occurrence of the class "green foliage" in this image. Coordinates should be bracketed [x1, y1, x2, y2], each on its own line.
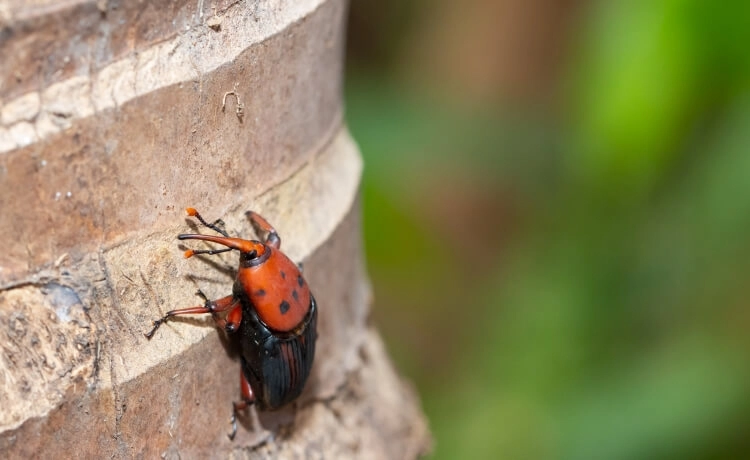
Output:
[346, 0, 750, 458]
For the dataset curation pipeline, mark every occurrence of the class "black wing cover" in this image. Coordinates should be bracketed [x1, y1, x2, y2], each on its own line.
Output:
[238, 296, 318, 410]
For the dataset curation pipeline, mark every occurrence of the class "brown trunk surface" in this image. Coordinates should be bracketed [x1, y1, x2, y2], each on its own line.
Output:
[0, 1, 431, 457]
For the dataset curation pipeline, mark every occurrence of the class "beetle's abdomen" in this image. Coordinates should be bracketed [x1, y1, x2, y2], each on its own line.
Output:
[239, 296, 317, 410]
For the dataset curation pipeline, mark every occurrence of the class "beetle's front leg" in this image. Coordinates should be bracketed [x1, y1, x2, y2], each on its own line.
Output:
[145, 292, 238, 338]
[194, 290, 241, 332]
[245, 210, 280, 249]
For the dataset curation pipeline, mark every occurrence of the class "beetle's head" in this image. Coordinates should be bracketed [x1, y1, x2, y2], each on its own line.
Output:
[238, 243, 270, 268]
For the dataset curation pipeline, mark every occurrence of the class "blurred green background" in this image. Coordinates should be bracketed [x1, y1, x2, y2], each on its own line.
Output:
[344, 0, 750, 458]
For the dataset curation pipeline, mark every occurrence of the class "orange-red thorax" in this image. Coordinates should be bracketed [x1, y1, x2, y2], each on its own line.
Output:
[236, 246, 311, 332]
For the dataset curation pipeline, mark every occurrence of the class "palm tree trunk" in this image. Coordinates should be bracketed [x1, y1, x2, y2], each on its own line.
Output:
[0, 0, 430, 457]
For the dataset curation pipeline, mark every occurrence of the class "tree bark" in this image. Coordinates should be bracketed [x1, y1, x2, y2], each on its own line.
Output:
[0, 0, 431, 457]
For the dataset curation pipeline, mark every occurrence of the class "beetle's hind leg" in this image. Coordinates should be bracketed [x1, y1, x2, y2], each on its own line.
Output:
[229, 370, 257, 440]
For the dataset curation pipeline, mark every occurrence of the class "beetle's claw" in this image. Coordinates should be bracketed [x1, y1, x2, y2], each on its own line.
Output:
[144, 319, 164, 339]
[228, 413, 238, 441]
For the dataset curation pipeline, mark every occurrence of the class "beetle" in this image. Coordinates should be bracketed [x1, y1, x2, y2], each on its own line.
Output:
[145, 208, 317, 440]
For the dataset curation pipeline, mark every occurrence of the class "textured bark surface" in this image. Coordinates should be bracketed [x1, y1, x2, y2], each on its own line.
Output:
[0, 0, 431, 457]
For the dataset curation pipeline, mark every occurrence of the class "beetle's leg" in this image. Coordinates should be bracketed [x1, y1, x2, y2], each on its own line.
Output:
[186, 207, 230, 237]
[144, 294, 236, 338]
[245, 211, 280, 249]
[208, 298, 242, 332]
[222, 304, 243, 333]
[229, 370, 256, 440]
[195, 288, 210, 303]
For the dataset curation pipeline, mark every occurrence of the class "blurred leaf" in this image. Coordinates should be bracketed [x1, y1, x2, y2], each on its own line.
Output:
[557, 339, 750, 460]
[345, 2, 750, 459]
[567, 0, 700, 199]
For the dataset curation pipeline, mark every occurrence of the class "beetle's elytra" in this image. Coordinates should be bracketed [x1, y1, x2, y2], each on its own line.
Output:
[146, 208, 317, 440]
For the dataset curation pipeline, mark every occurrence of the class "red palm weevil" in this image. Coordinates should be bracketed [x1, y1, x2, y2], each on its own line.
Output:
[146, 208, 317, 440]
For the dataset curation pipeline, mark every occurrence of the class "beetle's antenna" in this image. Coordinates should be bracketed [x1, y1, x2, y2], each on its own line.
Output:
[186, 207, 230, 237]
[183, 246, 233, 258]
[182, 208, 242, 257]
